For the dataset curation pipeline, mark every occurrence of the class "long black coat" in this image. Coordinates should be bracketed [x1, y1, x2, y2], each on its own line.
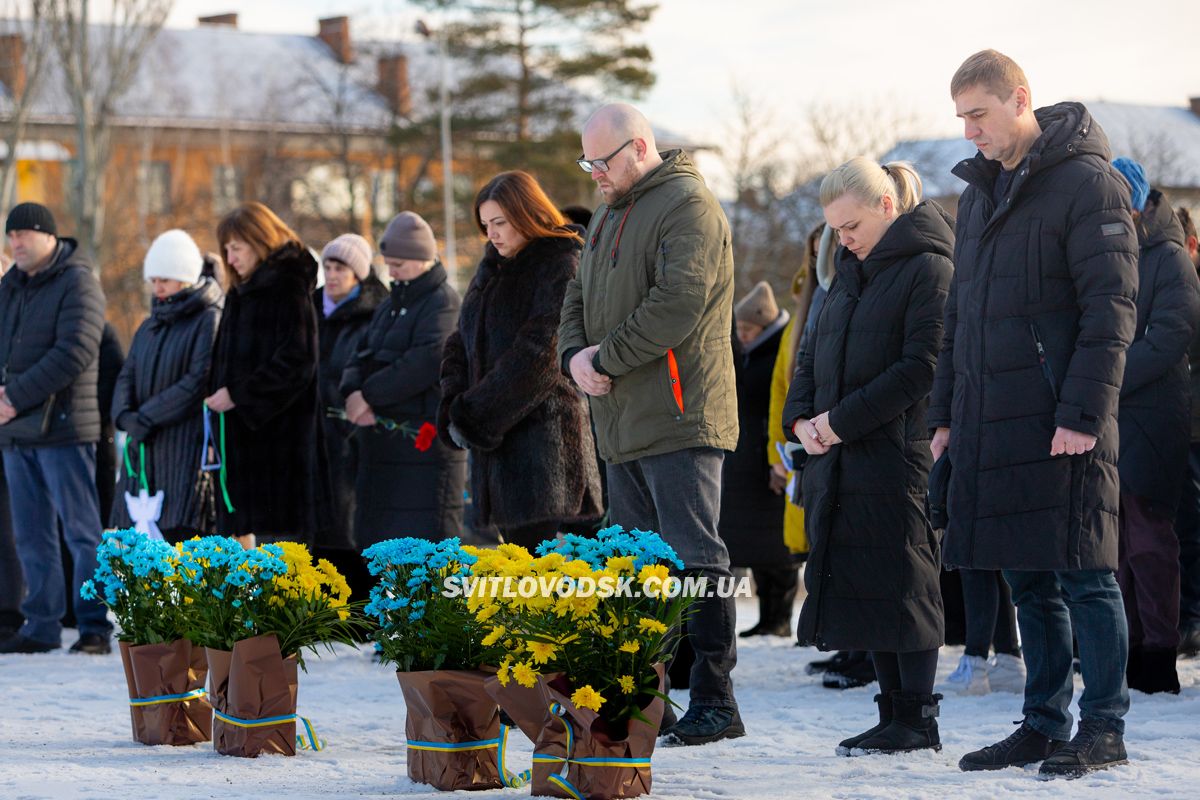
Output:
[341, 263, 465, 544]
[314, 277, 389, 550]
[783, 202, 953, 653]
[0, 238, 104, 447]
[721, 315, 789, 568]
[1118, 192, 1200, 515]
[438, 235, 602, 530]
[111, 278, 222, 532]
[209, 242, 332, 543]
[929, 103, 1139, 572]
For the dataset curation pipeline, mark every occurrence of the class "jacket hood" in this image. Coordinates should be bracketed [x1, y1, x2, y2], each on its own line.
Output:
[1137, 190, 1186, 251]
[389, 260, 448, 305]
[151, 275, 223, 323]
[315, 273, 389, 323]
[239, 241, 317, 295]
[609, 149, 703, 209]
[849, 200, 955, 271]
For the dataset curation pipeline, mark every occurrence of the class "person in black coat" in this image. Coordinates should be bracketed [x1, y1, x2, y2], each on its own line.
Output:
[936, 52, 1139, 777]
[1175, 206, 1200, 659]
[204, 203, 332, 546]
[723, 281, 792, 637]
[0, 203, 112, 654]
[438, 171, 602, 549]
[1109, 160, 1200, 695]
[313, 233, 388, 594]
[783, 158, 952, 756]
[341, 211, 465, 544]
[111, 229, 223, 542]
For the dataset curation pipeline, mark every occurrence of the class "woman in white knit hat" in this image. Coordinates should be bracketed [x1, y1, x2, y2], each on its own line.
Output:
[110, 229, 224, 541]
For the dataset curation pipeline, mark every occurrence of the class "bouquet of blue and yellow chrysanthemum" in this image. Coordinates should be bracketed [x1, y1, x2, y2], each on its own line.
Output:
[81, 527, 191, 644]
[364, 537, 507, 671]
[465, 526, 692, 727]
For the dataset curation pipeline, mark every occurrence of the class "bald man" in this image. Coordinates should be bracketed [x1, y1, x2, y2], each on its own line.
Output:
[558, 103, 744, 745]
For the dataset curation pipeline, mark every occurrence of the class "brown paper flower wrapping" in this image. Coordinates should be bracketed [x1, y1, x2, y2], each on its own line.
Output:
[487, 664, 666, 800]
[118, 639, 211, 746]
[205, 634, 299, 757]
[395, 669, 505, 791]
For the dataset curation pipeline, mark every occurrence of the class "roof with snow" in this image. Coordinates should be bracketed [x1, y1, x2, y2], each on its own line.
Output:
[882, 100, 1200, 196]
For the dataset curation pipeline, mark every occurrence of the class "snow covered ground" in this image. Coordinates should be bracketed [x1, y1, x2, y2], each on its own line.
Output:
[2, 599, 1197, 800]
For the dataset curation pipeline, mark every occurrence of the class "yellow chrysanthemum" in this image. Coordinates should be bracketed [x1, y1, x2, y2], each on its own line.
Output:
[605, 555, 636, 575]
[482, 625, 506, 647]
[475, 604, 500, 622]
[526, 641, 558, 665]
[570, 685, 606, 712]
[558, 559, 595, 579]
[512, 661, 539, 688]
[618, 675, 636, 695]
[638, 563, 671, 591]
[638, 617, 668, 635]
[619, 640, 640, 654]
[497, 656, 512, 687]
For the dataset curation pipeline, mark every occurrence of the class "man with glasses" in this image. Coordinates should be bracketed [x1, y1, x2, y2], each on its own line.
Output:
[558, 103, 743, 745]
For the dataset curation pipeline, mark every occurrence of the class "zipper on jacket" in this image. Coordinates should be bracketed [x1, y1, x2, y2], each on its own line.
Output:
[1029, 321, 1059, 402]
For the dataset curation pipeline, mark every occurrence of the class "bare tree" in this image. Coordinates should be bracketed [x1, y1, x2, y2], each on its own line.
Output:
[47, 0, 171, 264]
[0, 0, 51, 213]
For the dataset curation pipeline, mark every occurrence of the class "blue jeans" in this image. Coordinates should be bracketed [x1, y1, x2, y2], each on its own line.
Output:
[1003, 569, 1129, 739]
[2, 444, 111, 644]
[607, 447, 738, 709]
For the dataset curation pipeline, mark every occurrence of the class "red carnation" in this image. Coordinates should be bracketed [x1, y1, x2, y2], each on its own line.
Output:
[414, 422, 437, 452]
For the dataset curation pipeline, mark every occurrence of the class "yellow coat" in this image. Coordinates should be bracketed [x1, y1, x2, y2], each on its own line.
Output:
[768, 316, 808, 554]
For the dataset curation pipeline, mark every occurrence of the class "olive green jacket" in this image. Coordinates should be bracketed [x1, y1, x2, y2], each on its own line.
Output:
[558, 150, 739, 464]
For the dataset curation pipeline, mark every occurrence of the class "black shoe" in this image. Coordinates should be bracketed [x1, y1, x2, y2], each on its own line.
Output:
[738, 622, 767, 638]
[823, 655, 876, 689]
[0, 634, 61, 654]
[958, 720, 1067, 771]
[1178, 626, 1200, 659]
[69, 633, 111, 655]
[1128, 647, 1179, 695]
[857, 692, 942, 754]
[836, 693, 891, 756]
[1038, 718, 1127, 779]
[739, 619, 792, 638]
[806, 650, 852, 675]
[662, 705, 745, 746]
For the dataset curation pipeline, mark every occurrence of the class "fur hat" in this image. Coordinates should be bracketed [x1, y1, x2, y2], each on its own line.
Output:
[379, 211, 437, 261]
[735, 281, 780, 328]
[321, 233, 373, 280]
[143, 229, 203, 284]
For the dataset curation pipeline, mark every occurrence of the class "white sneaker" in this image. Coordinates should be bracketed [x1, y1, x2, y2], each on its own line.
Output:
[987, 652, 1027, 693]
[945, 654, 991, 695]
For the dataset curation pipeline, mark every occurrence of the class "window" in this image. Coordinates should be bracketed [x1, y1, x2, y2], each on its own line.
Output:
[137, 161, 171, 215]
[212, 165, 242, 215]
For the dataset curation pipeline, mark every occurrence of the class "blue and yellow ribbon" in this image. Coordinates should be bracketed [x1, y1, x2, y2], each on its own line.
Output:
[404, 723, 531, 788]
[129, 688, 208, 708]
[212, 709, 323, 751]
[534, 703, 652, 800]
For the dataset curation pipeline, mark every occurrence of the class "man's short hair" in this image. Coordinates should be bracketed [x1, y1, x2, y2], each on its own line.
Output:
[951, 49, 1030, 102]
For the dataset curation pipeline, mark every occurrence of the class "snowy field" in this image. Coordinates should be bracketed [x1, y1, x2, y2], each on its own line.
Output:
[2, 598, 1197, 800]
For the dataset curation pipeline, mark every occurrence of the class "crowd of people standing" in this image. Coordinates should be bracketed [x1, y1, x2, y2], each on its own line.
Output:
[1, 45, 1199, 779]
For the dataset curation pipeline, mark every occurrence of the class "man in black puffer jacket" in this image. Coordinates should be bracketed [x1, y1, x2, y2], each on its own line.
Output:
[930, 53, 1139, 778]
[0, 203, 112, 655]
[1109, 159, 1200, 695]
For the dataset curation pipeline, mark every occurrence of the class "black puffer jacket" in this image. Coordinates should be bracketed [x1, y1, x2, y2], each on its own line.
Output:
[782, 201, 953, 652]
[929, 103, 1139, 572]
[438, 235, 603, 530]
[0, 238, 105, 447]
[341, 263, 465, 544]
[1118, 191, 1200, 515]
[111, 278, 223, 532]
[314, 275, 389, 550]
[210, 242, 332, 543]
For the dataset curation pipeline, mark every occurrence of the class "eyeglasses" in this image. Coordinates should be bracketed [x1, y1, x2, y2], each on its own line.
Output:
[576, 139, 634, 173]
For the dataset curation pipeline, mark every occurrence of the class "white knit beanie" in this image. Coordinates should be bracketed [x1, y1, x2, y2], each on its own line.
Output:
[321, 233, 373, 281]
[144, 229, 204, 284]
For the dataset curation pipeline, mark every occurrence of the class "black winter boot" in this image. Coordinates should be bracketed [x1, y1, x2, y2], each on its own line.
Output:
[958, 719, 1066, 771]
[836, 693, 892, 756]
[1128, 647, 1180, 695]
[857, 692, 942, 754]
[1038, 718, 1127, 779]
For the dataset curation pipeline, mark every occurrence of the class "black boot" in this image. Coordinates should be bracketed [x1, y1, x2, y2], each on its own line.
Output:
[836, 693, 891, 756]
[857, 692, 942, 754]
[806, 650, 851, 675]
[823, 652, 877, 689]
[1129, 647, 1180, 694]
[958, 719, 1066, 771]
[1038, 718, 1128, 778]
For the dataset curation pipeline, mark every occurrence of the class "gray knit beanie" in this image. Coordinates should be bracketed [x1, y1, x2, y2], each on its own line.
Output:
[378, 211, 437, 261]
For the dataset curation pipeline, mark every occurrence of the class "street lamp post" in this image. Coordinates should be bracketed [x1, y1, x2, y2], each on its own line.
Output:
[416, 17, 456, 282]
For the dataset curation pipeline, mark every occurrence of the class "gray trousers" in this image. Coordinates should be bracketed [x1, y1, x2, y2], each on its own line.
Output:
[607, 446, 738, 709]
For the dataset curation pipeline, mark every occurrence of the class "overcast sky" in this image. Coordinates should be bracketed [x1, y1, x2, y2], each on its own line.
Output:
[167, 0, 1199, 190]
